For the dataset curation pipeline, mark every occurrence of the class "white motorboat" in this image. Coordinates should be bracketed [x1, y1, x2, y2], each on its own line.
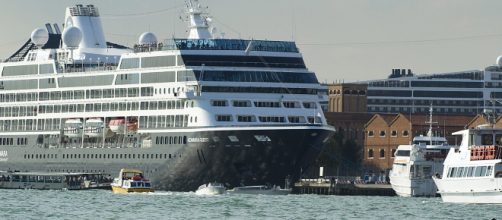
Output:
[390, 106, 454, 197]
[433, 115, 502, 203]
[195, 182, 226, 195]
[227, 185, 291, 195]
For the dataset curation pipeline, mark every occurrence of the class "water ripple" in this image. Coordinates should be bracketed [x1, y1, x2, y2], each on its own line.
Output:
[0, 189, 500, 219]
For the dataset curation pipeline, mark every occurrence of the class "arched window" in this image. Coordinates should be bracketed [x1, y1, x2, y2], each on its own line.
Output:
[402, 130, 409, 137]
[380, 149, 385, 158]
[391, 130, 397, 137]
[379, 131, 386, 137]
[368, 149, 374, 158]
[368, 131, 374, 137]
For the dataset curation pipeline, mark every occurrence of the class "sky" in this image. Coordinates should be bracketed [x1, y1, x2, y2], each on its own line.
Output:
[1, 0, 502, 82]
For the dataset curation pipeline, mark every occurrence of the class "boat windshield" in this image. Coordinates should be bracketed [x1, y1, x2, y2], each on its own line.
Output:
[413, 140, 446, 145]
[395, 150, 410, 157]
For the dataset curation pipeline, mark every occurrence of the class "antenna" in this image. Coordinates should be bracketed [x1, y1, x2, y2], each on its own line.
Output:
[425, 104, 438, 145]
[290, 0, 296, 41]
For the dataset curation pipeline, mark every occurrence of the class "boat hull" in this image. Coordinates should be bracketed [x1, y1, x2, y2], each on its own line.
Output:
[390, 176, 438, 197]
[437, 191, 502, 204]
[0, 126, 334, 191]
[195, 186, 226, 195]
[154, 126, 333, 191]
[433, 176, 502, 203]
[111, 186, 154, 193]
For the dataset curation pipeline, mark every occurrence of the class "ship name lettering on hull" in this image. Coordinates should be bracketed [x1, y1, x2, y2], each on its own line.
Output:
[188, 137, 209, 143]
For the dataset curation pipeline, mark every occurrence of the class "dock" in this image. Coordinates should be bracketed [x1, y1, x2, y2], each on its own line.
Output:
[293, 178, 396, 196]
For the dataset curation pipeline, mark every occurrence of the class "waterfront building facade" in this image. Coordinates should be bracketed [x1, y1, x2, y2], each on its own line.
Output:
[363, 113, 472, 173]
[326, 83, 367, 113]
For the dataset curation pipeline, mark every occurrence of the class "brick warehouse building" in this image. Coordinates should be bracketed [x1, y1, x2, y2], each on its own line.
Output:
[363, 113, 472, 174]
[324, 112, 373, 146]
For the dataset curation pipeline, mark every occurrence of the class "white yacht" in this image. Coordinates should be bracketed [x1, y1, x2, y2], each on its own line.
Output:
[0, 1, 335, 191]
[390, 107, 453, 197]
[433, 118, 502, 203]
[195, 182, 226, 195]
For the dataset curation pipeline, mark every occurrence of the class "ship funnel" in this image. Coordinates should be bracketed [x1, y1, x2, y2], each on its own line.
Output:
[63, 4, 107, 49]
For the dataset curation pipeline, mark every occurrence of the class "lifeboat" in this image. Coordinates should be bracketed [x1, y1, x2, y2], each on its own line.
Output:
[109, 118, 126, 133]
[63, 118, 83, 138]
[84, 118, 105, 138]
[127, 118, 138, 133]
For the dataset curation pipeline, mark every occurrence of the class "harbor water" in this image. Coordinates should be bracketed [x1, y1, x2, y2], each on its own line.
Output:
[0, 189, 499, 219]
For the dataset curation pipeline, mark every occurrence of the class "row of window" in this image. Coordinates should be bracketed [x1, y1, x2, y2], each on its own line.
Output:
[0, 138, 13, 146]
[0, 118, 61, 132]
[368, 130, 409, 138]
[0, 114, 193, 132]
[215, 115, 320, 124]
[180, 54, 306, 69]
[368, 98, 484, 107]
[155, 136, 187, 145]
[0, 87, 154, 103]
[174, 39, 299, 53]
[368, 90, 483, 99]
[202, 86, 318, 95]
[0, 138, 34, 146]
[197, 70, 318, 84]
[368, 106, 482, 114]
[367, 149, 396, 159]
[329, 90, 366, 96]
[139, 115, 191, 129]
[446, 166, 494, 178]
[211, 100, 317, 109]
[0, 100, 193, 118]
[24, 153, 176, 160]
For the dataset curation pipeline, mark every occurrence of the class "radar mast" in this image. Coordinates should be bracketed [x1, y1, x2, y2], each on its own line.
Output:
[186, 0, 213, 39]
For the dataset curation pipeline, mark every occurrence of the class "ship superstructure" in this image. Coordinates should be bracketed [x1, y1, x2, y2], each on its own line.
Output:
[365, 64, 502, 115]
[0, 2, 335, 191]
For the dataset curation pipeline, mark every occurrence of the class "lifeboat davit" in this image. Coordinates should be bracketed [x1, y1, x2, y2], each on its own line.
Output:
[63, 118, 83, 138]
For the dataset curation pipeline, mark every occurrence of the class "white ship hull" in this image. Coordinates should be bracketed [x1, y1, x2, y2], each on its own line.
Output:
[433, 176, 502, 203]
[390, 176, 437, 197]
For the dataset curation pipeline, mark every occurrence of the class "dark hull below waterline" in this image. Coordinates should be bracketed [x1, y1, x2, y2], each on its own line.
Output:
[154, 127, 333, 191]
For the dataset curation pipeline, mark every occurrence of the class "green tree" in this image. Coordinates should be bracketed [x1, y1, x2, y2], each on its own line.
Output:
[316, 131, 362, 176]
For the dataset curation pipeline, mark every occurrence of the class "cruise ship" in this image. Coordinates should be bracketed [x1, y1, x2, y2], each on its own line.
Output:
[365, 64, 502, 115]
[0, 2, 335, 191]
